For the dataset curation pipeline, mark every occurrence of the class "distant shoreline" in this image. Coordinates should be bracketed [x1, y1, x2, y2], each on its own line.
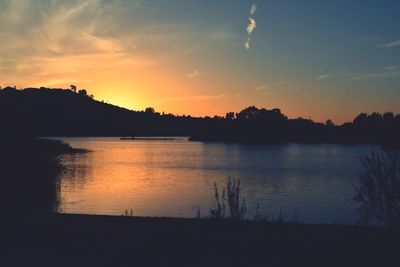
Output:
[49, 136, 394, 151]
[2, 87, 399, 150]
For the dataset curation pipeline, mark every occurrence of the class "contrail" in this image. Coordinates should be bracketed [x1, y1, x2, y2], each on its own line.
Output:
[245, 4, 257, 50]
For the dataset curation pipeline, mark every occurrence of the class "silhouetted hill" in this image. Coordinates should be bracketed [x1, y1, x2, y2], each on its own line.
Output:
[1, 87, 400, 148]
[0, 87, 203, 136]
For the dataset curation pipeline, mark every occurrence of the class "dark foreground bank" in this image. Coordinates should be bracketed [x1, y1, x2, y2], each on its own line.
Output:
[3, 214, 400, 267]
[0, 138, 87, 217]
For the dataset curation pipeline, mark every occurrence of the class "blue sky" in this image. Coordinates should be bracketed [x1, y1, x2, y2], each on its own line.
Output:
[0, 0, 399, 122]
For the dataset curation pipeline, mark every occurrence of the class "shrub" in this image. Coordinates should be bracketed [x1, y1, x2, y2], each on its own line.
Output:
[354, 151, 400, 227]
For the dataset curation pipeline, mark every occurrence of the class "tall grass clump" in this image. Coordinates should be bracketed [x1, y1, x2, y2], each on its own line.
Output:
[354, 151, 400, 227]
[210, 177, 247, 220]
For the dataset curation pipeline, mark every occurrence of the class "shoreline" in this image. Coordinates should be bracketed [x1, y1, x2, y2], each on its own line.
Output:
[5, 213, 400, 266]
[48, 135, 399, 150]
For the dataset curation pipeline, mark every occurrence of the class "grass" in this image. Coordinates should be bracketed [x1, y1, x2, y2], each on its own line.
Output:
[208, 177, 296, 223]
[209, 177, 247, 220]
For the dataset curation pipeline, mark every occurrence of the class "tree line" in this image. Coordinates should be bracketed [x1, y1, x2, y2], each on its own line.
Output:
[0, 86, 399, 148]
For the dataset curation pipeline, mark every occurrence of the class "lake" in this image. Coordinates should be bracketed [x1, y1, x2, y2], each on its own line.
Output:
[56, 137, 379, 224]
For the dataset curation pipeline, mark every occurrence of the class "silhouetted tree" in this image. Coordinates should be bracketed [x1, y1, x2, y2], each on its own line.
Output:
[326, 119, 334, 126]
[78, 89, 88, 96]
[70, 85, 77, 93]
[145, 107, 155, 114]
[383, 112, 395, 122]
[236, 106, 259, 121]
[354, 152, 400, 227]
[225, 112, 235, 120]
[354, 113, 368, 125]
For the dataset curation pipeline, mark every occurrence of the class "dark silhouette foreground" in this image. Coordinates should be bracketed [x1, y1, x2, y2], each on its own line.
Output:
[0, 136, 85, 221]
[3, 214, 400, 267]
[2, 86, 400, 267]
[1, 86, 400, 149]
[354, 152, 400, 226]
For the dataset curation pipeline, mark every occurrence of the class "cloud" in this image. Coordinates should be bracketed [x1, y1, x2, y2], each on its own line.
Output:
[345, 67, 400, 81]
[383, 65, 396, 71]
[1, 52, 155, 89]
[1, 0, 240, 88]
[253, 81, 287, 93]
[247, 18, 257, 35]
[0, 0, 161, 87]
[379, 40, 400, 48]
[0, 1, 136, 61]
[274, 80, 287, 86]
[158, 94, 227, 103]
[254, 85, 268, 91]
[250, 4, 257, 16]
[244, 3, 257, 50]
[315, 74, 331, 81]
[245, 38, 251, 50]
[187, 70, 200, 79]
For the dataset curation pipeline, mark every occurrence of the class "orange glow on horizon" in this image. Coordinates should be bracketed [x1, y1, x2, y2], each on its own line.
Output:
[0, 51, 358, 124]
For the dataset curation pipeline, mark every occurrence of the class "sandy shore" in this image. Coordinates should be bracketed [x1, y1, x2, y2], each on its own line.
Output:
[3, 214, 400, 267]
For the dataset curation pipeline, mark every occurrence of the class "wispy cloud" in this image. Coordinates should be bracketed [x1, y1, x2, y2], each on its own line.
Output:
[253, 85, 273, 94]
[315, 74, 331, 81]
[383, 65, 396, 71]
[187, 69, 200, 79]
[345, 67, 400, 81]
[250, 4, 257, 16]
[247, 18, 257, 35]
[244, 39, 251, 50]
[253, 81, 287, 93]
[0, 1, 144, 76]
[273, 80, 287, 86]
[379, 40, 400, 48]
[254, 85, 268, 91]
[0, 0, 236, 88]
[157, 94, 227, 103]
[244, 4, 257, 50]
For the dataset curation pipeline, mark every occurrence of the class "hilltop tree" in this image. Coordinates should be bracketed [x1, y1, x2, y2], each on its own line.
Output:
[145, 107, 155, 114]
[78, 89, 88, 96]
[326, 119, 335, 126]
[70, 85, 77, 93]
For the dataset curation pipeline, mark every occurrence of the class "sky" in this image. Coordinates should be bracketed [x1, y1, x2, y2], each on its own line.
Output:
[0, 0, 399, 123]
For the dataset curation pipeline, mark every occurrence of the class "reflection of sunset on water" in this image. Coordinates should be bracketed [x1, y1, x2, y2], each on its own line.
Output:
[58, 137, 375, 224]
[60, 138, 211, 216]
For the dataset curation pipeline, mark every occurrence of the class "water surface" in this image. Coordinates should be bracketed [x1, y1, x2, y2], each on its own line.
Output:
[57, 137, 378, 224]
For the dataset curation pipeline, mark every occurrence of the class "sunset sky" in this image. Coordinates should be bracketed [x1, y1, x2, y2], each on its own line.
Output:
[0, 0, 399, 123]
